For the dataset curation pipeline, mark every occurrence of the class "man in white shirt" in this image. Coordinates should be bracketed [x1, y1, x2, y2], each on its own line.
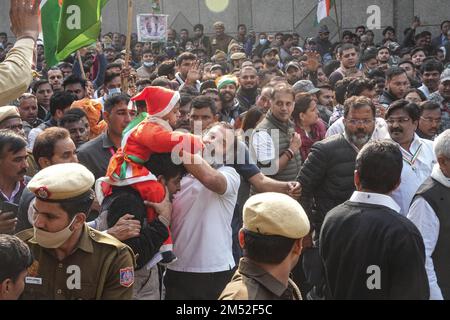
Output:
[165, 123, 241, 300]
[408, 130, 450, 300]
[386, 100, 436, 215]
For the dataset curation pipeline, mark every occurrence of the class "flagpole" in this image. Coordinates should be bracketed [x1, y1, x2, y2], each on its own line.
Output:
[77, 50, 87, 80]
[122, 0, 134, 92]
[334, 0, 342, 42]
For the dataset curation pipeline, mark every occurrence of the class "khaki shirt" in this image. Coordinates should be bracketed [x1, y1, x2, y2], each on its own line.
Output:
[211, 34, 234, 54]
[16, 224, 136, 300]
[219, 258, 302, 300]
[0, 38, 34, 106]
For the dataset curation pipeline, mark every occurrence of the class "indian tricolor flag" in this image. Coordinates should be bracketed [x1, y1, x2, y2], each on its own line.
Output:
[40, 0, 63, 67]
[317, 0, 334, 24]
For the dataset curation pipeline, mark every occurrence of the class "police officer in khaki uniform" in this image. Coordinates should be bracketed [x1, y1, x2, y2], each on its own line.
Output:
[220, 192, 310, 300]
[16, 163, 136, 300]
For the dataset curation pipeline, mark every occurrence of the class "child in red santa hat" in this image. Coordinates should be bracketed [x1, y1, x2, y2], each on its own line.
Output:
[97, 86, 203, 265]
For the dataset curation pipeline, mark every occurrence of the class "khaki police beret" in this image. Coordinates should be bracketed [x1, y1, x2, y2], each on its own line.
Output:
[243, 193, 310, 239]
[28, 163, 95, 201]
[0, 106, 21, 124]
[230, 52, 246, 60]
[213, 21, 225, 28]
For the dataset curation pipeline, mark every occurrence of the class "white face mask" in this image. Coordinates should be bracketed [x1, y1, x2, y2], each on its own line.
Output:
[34, 216, 77, 249]
[143, 61, 154, 68]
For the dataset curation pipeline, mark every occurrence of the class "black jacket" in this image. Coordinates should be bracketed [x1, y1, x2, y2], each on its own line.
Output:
[320, 201, 429, 300]
[379, 90, 398, 107]
[298, 134, 357, 239]
[102, 186, 169, 270]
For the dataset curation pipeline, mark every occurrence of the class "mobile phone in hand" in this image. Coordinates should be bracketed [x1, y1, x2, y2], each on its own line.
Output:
[0, 202, 19, 219]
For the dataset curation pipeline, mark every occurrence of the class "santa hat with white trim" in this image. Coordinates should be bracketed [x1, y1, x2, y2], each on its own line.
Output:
[131, 86, 180, 118]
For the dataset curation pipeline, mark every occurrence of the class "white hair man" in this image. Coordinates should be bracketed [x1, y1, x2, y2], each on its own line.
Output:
[408, 129, 450, 300]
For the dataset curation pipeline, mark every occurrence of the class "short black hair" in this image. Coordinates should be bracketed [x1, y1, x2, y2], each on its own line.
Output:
[63, 75, 87, 90]
[356, 140, 403, 194]
[0, 235, 33, 283]
[441, 20, 450, 30]
[385, 67, 407, 81]
[377, 46, 390, 54]
[347, 78, 375, 98]
[334, 78, 352, 105]
[242, 230, 296, 264]
[360, 51, 377, 64]
[420, 59, 444, 74]
[60, 190, 95, 219]
[337, 43, 358, 56]
[104, 72, 121, 86]
[106, 62, 122, 71]
[176, 52, 196, 66]
[32, 79, 50, 93]
[382, 26, 395, 36]
[193, 24, 204, 32]
[0, 130, 27, 159]
[344, 96, 376, 118]
[281, 34, 293, 44]
[411, 47, 426, 57]
[406, 88, 427, 102]
[386, 99, 420, 122]
[419, 101, 441, 115]
[60, 108, 87, 127]
[145, 153, 187, 180]
[192, 95, 217, 114]
[49, 91, 75, 116]
[104, 94, 130, 113]
[32, 127, 70, 168]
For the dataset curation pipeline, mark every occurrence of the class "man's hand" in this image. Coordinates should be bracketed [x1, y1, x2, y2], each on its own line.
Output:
[305, 51, 321, 72]
[287, 181, 302, 200]
[107, 214, 141, 241]
[289, 133, 302, 151]
[0, 211, 17, 234]
[10, 0, 40, 41]
[185, 60, 202, 86]
[96, 42, 103, 55]
[144, 187, 172, 226]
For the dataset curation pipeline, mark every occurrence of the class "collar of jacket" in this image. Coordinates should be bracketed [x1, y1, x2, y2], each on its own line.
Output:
[266, 111, 293, 133]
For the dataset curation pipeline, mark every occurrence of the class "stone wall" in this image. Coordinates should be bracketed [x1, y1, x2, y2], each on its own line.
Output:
[0, 0, 448, 44]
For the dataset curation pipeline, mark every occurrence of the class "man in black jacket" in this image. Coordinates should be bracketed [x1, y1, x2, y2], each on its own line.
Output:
[297, 96, 376, 299]
[320, 140, 429, 300]
[379, 67, 410, 108]
[102, 153, 184, 300]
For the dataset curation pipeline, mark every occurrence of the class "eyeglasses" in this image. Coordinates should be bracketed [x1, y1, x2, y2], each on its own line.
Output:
[386, 117, 411, 125]
[420, 116, 441, 124]
[346, 119, 374, 125]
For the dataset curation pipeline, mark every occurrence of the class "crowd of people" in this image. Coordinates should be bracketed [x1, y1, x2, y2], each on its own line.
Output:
[1, 0, 450, 301]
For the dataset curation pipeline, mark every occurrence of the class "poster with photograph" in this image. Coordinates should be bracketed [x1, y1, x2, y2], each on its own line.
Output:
[137, 14, 168, 42]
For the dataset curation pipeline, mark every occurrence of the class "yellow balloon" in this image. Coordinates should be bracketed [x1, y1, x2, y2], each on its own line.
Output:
[205, 0, 229, 13]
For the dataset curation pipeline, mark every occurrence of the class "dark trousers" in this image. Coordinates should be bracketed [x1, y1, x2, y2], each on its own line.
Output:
[164, 269, 235, 300]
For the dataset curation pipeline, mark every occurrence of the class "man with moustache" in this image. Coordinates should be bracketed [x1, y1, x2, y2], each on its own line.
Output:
[430, 69, 450, 131]
[0, 131, 29, 234]
[329, 44, 362, 88]
[217, 76, 241, 125]
[417, 102, 442, 140]
[419, 59, 444, 100]
[236, 66, 260, 113]
[380, 67, 410, 108]
[298, 96, 376, 299]
[262, 48, 281, 72]
[386, 100, 436, 216]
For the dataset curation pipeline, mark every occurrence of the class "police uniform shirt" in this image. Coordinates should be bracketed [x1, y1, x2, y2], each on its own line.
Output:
[220, 257, 302, 300]
[17, 224, 136, 300]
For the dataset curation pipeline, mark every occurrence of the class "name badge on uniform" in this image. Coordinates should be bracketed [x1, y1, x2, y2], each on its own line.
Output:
[25, 277, 43, 285]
